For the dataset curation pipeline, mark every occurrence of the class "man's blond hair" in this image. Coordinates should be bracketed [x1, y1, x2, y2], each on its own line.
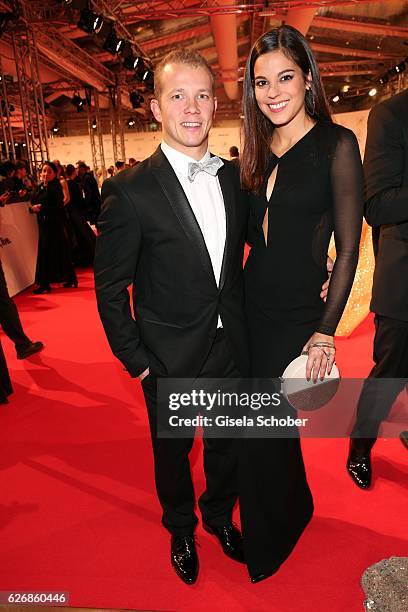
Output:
[154, 49, 215, 99]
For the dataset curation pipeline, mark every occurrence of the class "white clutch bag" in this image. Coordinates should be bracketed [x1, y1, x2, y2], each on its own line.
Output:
[281, 354, 340, 411]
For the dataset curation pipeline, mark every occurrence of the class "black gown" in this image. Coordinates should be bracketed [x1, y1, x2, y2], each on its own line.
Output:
[66, 179, 96, 266]
[240, 120, 364, 577]
[32, 179, 77, 287]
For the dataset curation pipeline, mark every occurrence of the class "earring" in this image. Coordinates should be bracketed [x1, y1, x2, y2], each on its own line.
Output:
[306, 88, 316, 117]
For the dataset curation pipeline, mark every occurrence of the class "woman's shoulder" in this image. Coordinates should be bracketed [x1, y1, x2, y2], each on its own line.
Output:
[318, 119, 357, 143]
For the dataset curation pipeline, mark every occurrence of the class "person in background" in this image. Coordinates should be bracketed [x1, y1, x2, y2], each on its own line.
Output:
[0, 190, 44, 359]
[77, 162, 101, 225]
[0, 161, 16, 196]
[53, 160, 70, 206]
[128, 157, 137, 167]
[65, 164, 95, 267]
[14, 161, 33, 201]
[229, 145, 240, 166]
[107, 165, 115, 178]
[347, 88, 408, 488]
[115, 160, 126, 173]
[30, 161, 77, 293]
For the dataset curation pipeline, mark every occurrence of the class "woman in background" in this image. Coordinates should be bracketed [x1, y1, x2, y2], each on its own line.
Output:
[239, 25, 364, 582]
[30, 162, 77, 293]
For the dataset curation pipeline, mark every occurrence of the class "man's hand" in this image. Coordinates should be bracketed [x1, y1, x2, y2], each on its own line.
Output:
[320, 256, 334, 302]
[139, 367, 150, 381]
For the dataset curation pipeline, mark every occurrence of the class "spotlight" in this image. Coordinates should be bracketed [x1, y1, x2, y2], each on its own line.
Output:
[52, 122, 59, 133]
[123, 52, 136, 71]
[71, 93, 85, 112]
[379, 74, 389, 85]
[22, 143, 26, 147]
[101, 28, 119, 54]
[129, 91, 144, 109]
[117, 39, 131, 56]
[332, 95, 340, 103]
[93, 14, 104, 34]
[92, 118, 97, 129]
[395, 61, 406, 73]
[368, 88, 377, 97]
[77, 8, 99, 34]
[341, 85, 350, 93]
[127, 117, 135, 127]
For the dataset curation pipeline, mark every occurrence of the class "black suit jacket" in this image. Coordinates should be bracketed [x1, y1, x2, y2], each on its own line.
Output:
[94, 147, 250, 378]
[364, 89, 408, 320]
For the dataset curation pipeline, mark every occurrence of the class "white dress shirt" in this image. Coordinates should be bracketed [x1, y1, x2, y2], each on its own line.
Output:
[161, 141, 226, 327]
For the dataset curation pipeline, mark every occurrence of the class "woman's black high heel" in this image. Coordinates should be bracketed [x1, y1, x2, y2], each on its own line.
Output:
[33, 285, 51, 294]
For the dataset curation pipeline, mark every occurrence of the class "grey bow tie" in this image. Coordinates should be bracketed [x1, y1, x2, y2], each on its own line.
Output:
[187, 156, 224, 182]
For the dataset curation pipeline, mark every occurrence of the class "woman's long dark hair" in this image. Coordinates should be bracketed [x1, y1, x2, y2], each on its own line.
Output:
[241, 25, 332, 193]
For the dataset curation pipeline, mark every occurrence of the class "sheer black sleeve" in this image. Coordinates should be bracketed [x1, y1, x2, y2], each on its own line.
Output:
[317, 128, 364, 336]
[364, 103, 408, 227]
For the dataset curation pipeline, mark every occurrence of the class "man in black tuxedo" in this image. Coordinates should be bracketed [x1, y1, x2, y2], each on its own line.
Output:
[94, 49, 249, 584]
[348, 88, 408, 489]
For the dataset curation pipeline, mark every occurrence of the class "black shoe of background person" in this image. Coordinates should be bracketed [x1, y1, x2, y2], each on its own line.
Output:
[63, 281, 78, 288]
[171, 535, 199, 585]
[33, 286, 51, 294]
[347, 439, 372, 489]
[399, 431, 408, 450]
[203, 522, 245, 563]
[17, 341, 44, 360]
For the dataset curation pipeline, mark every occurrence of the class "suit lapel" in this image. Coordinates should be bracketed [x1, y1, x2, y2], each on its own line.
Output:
[151, 147, 216, 285]
[217, 163, 236, 292]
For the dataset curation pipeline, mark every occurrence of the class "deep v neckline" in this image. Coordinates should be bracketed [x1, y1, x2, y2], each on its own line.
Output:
[270, 121, 318, 161]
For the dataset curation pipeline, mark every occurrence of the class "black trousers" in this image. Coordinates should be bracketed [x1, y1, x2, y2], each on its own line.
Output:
[0, 261, 31, 351]
[351, 315, 408, 452]
[141, 329, 240, 536]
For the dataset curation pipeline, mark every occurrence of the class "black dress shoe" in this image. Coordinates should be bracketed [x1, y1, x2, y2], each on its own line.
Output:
[347, 441, 372, 489]
[399, 431, 408, 450]
[17, 341, 44, 360]
[171, 535, 199, 585]
[250, 564, 281, 584]
[32, 286, 51, 294]
[203, 522, 245, 563]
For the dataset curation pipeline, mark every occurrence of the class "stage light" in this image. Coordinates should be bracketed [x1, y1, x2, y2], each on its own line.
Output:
[379, 74, 389, 85]
[368, 88, 377, 97]
[77, 8, 99, 34]
[332, 95, 340, 103]
[102, 28, 119, 54]
[129, 91, 144, 109]
[117, 39, 131, 56]
[341, 85, 350, 93]
[71, 93, 85, 112]
[127, 117, 135, 127]
[395, 61, 406, 73]
[52, 122, 59, 133]
[92, 118, 97, 129]
[123, 53, 136, 71]
[93, 14, 104, 34]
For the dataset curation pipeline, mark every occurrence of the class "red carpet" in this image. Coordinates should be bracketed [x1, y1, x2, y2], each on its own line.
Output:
[0, 269, 407, 612]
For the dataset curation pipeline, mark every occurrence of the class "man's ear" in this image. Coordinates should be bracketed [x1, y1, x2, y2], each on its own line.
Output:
[150, 98, 162, 123]
[213, 96, 218, 118]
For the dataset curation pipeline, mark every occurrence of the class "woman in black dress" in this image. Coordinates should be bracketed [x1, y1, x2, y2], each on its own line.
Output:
[31, 162, 78, 293]
[239, 26, 364, 582]
[65, 164, 95, 267]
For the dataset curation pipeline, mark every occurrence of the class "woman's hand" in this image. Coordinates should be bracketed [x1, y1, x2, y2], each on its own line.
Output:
[302, 332, 336, 382]
[30, 204, 41, 213]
